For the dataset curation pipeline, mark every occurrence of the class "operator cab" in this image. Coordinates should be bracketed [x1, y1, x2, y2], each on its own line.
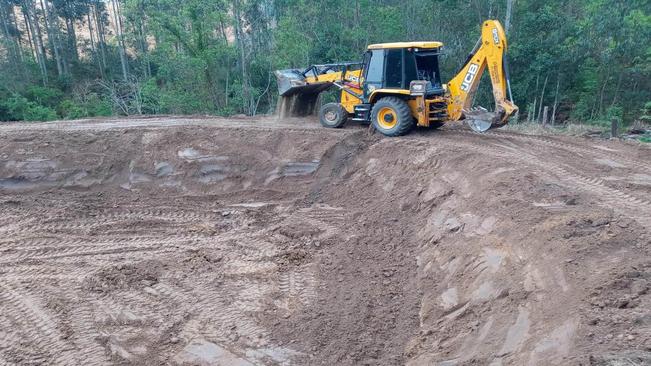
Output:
[362, 42, 445, 101]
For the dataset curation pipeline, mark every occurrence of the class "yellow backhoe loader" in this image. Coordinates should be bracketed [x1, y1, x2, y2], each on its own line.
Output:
[275, 20, 518, 136]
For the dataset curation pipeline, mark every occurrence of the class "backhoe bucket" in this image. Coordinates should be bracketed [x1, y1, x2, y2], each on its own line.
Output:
[275, 69, 332, 118]
[463, 107, 511, 132]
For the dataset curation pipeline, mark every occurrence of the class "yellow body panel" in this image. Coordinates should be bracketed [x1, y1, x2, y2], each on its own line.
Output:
[341, 88, 363, 113]
[368, 89, 411, 102]
[303, 69, 363, 113]
[408, 97, 449, 127]
[304, 69, 362, 84]
[407, 99, 425, 126]
[368, 41, 443, 50]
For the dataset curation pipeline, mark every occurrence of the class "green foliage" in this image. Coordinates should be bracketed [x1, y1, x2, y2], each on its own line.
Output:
[606, 105, 623, 123]
[58, 99, 88, 120]
[640, 102, 651, 123]
[158, 89, 207, 115]
[0, 94, 58, 122]
[24, 86, 64, 109]
[140, 78, 162, 114]
[0, 0, 648, 122]
[84, 96, 113, 117]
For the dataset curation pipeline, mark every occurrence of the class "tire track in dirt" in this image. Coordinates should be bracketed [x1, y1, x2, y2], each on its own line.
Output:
[68, 294, 114, 366]
[0, 235, 210, 264]
[0, 117, 352, 136]
[178, 289, 271, 348]
[485, 130, 651, 171]
[434, 135, 651, 228]
[150, 282, 196, 306]
[2, 244, 169, 264]
[3, 210, 217, 237]
[0, 283, 77, 365]
[278, 264, 317, 309]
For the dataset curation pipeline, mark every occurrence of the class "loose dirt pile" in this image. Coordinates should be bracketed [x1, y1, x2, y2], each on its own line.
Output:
[0, 116, 649, 365]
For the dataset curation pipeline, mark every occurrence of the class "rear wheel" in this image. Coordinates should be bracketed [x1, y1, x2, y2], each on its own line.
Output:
[371, 97, 414, 136]
[319, 103, 347, 128]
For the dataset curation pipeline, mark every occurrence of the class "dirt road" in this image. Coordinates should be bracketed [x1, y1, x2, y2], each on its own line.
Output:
[0, 116, 649, 365]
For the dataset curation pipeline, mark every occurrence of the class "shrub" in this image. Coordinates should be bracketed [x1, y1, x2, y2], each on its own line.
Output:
[640, 101, 651, 123]
[1, 94, 57, 121]
[24, 86, 64, 109]
[58, 99, 87, 120]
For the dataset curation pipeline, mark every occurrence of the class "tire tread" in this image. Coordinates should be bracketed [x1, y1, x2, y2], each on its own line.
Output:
[371, 97, 414, 136]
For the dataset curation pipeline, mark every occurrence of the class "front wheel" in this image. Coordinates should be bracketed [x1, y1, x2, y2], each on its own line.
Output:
[371, 97, 415, 137]
[319, 103, 347, 128]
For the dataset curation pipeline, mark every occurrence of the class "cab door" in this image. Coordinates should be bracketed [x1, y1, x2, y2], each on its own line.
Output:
[362, 50, 384, 100]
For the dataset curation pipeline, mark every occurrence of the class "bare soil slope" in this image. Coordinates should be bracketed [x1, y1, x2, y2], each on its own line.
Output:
[0, 116, 649, 366]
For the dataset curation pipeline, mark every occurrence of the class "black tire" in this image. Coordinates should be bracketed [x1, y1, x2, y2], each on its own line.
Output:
[371, 97, 415, 136]
[319, 103, 347, 128]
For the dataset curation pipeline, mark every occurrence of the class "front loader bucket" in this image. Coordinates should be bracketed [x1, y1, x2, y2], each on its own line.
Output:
[275, 69, 332, 118]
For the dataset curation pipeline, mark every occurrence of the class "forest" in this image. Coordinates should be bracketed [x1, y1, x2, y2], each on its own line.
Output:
[0, 0, 649, 125]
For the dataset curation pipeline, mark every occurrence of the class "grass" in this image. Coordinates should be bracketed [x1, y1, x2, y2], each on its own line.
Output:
[503, 121, 651, 145]
[502, 121, 606, 136]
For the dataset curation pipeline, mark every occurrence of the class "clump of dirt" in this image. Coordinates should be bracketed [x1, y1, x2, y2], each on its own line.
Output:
[84, 260, 163, 293]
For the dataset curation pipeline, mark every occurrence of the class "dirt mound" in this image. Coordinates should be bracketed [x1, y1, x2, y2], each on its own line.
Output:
[0, 117, 649, 365]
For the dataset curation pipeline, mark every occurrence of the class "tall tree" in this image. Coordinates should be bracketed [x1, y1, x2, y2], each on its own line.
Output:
[111, 0, 128, 80]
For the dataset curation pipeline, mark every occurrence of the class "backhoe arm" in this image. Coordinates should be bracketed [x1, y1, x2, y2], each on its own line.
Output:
[447, 20, 518, 130]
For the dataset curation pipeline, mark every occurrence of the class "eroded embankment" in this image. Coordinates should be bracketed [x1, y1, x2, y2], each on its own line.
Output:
[0, 120, 649, 366]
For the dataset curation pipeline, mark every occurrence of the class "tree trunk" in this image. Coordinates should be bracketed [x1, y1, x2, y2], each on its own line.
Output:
[41, 0, 63, 76]
[0, 2, 21, 71]
[22, 10, 37, 59]
[22, 1, 48, 84]
[551, 75, 560, 125]
[87, 11, 104, 79]
[111, 0, 129, 80]
[64, 16, 78, 62]
[62, 0, 78, 62]
[9, 6, 25, 64]
[505, 0, 514, 35]
[32, 4, 47, 63]
[136, 1, 151, 78]
[610, 71, 624, 108]
[596, 77, 609, 117]
[93, 1, 107, 72]
[233, 0, 252, 115]
[87, 12, 95, 54]
[537, 74, 548, 122]
[46, 0, 68, 75]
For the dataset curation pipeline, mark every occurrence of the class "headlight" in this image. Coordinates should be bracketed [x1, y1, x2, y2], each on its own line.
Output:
[409, 81, 428, 95]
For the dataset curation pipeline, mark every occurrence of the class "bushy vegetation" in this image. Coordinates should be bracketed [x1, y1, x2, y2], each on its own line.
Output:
[0, 0, 649, 124]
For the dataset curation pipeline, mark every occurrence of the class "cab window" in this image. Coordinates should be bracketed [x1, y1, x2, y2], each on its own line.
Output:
[364, 50, 384, 83]
[384, 49, 402, 88]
